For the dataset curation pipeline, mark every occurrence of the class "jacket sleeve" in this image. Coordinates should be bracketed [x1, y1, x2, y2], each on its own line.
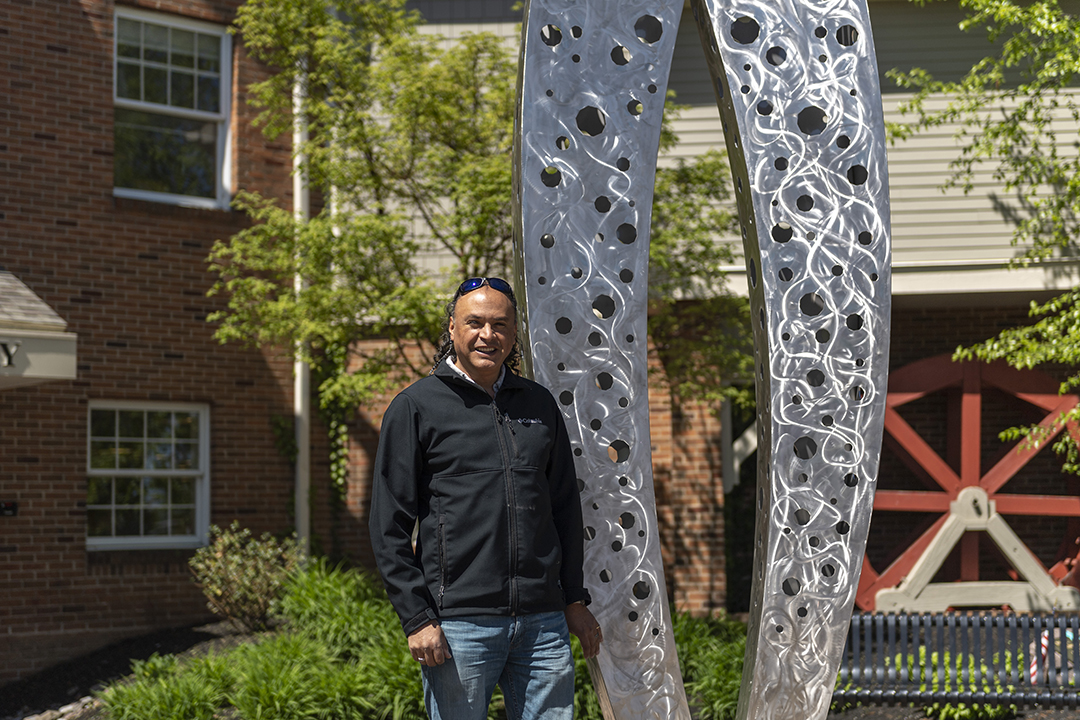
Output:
[368, 392, 439, 635]
[545, 395, 591, 606]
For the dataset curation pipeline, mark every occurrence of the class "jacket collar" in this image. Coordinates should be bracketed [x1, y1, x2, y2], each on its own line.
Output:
[434, 357, 525, 395]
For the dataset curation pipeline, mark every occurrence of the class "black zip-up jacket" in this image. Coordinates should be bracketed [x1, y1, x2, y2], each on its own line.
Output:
[369, 361, 589, 636]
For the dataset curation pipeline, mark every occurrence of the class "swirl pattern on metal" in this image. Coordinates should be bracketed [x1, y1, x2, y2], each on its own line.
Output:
[511, 1, 691, 718]
[688, 0, 892, 718]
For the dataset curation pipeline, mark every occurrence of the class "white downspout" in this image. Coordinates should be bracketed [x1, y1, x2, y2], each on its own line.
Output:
[293, 75, 311, 555]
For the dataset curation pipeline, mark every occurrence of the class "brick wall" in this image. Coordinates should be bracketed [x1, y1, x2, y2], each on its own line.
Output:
[0, 0, 299, 683]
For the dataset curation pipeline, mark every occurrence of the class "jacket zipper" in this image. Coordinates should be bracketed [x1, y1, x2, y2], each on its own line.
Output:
[437, 513, 448, 608]
[493, 403, 518, 614]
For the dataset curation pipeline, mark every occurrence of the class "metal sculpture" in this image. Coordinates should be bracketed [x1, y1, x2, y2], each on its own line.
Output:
[512, 0, 892, 717]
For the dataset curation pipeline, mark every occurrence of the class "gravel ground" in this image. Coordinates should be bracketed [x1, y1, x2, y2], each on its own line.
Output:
[3, 624, 1079, 720]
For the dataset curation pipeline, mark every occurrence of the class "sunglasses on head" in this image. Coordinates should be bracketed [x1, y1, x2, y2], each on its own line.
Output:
[455, 277, 515, 301]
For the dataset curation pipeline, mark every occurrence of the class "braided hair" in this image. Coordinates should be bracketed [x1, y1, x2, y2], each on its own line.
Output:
[431, 287, 522, 375]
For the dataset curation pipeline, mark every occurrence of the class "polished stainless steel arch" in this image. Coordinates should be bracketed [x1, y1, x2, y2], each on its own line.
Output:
[511, 0, 891, 717]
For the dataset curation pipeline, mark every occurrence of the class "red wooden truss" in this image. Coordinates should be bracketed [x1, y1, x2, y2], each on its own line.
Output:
[856, 354, 1080, 612]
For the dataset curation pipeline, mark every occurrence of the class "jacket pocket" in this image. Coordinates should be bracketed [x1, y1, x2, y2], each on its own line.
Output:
[437, 513, 447, 609]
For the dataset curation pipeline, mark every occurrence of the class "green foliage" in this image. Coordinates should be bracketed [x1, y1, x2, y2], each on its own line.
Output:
[211, 0, 749, 418]
[889, 0, 1080, 469]
[900, 646, 1017, 720]
[102, 561, 750, 720]
[188, 522, 302, 632]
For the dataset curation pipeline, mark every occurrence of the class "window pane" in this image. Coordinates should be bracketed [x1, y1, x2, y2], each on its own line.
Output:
[174, 412, 198, 439]
[196, 75, 219, 113]
[171, 508, 195, 535]
[116, 509, 141, 536]
[90, 441, 116, 469]
[147, 411, 171, 438]
[118, 410, 144, 438]
[175, 442, 197, 470]
[114, 108, 217, 199]
[197, 34, 220, 72]
[143, 23, 168, 63]
[172, 478, 195, 504]
[116, 62, 141, 100]
[118, 441, 144, 469]
[87, 477, 112, 505]
[87, 509, 113, 537]
[148, 442, 172, 469]
[91, 409, 115, 438]
[115, 477, 141, 505]
[144, 477, 168, 506]
[144, 509, 169, 535]
[144, 66, 167, 105]
[171, 71, 194, 108]
[170, 29, 195, 68]
[118, 18, 141, 58]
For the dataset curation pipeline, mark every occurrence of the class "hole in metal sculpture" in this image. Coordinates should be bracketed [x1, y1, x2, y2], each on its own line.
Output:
[794, 508, 811, 525]
[652, 628, 660, 636]
[575, 448, 583, 456]
[823, 416, 834, 426]
[819, 54, 828, 63]
[850, 385, 865, 401]
[556, 136, 569, 150]
[584, 526, 596, 540]
[620, 512, 635, 528]
[572, 54, 580, 63]
[557, 363, 565, 371]
[617, 157, 630, 171]
[844, 473, 858, 487]
[541, 24, 562, 46]
[782, 332, 791, 341]
[617, 224, 637, 244]
[571, 267, 583, 278]
[847, 165, 868, 185]
[593, 295, 616, 319]
[633, 580, 651, 599]
[749, 259, 758, 287]
[821, 564, 836, 577]
[635, 15, 663, 44]
[871, 273, 879, 281]
[807, 369, 825, 386]
[541, 166, 561, 187]
[772, 223, 793, 243]
[546, 89, 553, 97]
[715, 78, 725, 99]
[591, 419, 602, 431]
[741, 84, 750, 94]
[779, 267, 794, 281]
[600, 570, 611, 582]
[836, 521, 850, 535]
[571, 25, 582, 38]
[816, 329, 831, 343]
[847, 314, 864, 330]
[777, 625, 784, 634]
[559, 391, 573, 405]
[815, 26, 827, 38]
[800, 293, 825, 316]
[619, 397, 628, 407]
[619, 476, 629, 486]
[809, 536, 820, 547]
[837, 135, 851, 148]
[538, 276, 546, 285]
[595, 196, 612, 213]
[798, 607, 808, 617]
[627, 99, 643, 116]
[792, 395, 803, 405]
[757, 100, 773, 116]
[832, 265, 843, 276]
[540, 233, 554, 248]
[589, 332, 602, 346]
[775, 157, 788, 171]
[794, 436, 817, 459]
[743, 63, 751, 71]
[609, 440, 630, 463]
[797, 195, 814, 212]
[629, 611, 638, 621]
[596, 372, 613, 390]
[766, 46, 787, 65]
[797, 106, 829, 136]
[836, 25, 859, 46]
[594, 233, 604, 243]
[619, 269, 633, 283]
[759, 308, 766, 329]
[730, 16, 760, 45]
[859, 231, 872, 245]
[576, 106, 607, 136]
[625, 334, 634, 342]
[556, 317, 572, 334]
[611, 46, 631, 65]
[783, 578, 801, 596]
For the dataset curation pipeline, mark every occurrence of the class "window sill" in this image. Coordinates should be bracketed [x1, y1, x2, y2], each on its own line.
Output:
[113, 187, 232, 212]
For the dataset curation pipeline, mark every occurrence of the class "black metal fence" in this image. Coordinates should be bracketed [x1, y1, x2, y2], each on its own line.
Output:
[833, 612, 1080, 707]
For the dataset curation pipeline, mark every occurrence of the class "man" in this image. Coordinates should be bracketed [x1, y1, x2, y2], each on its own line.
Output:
[369, 277, 602, 720]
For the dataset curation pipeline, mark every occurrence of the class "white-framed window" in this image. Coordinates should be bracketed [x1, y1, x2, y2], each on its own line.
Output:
[113, 7, 232, 209]
[86, 401, 211, 550]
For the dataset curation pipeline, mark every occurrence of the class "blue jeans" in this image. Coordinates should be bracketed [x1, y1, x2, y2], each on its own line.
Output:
[421, 611, 574, 720]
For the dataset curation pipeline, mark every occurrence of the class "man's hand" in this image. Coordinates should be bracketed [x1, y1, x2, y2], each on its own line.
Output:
[565, 602, 603, 659]
[408, 622, 452, 666]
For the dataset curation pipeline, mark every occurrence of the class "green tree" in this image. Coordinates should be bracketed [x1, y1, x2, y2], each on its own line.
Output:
[209, 0, 750, 460]
[889, 0, 1080, 468]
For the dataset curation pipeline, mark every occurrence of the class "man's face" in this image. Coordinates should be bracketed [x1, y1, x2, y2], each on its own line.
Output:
[449, 288, 517, 381]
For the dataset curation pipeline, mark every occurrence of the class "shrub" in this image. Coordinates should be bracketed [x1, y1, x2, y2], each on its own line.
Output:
[674, 611, 746, 720]
[99, 653, 235, 720]
[188, 521, 302, 632]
